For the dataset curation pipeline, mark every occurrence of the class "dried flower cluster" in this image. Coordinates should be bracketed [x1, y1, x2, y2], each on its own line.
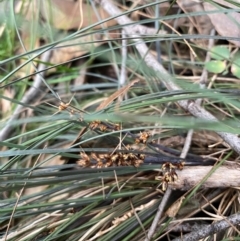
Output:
[156, 161, 185, 191]
[135, 131, 150, 144]
[77, 130, 151, 168]
[77, 150, 145, 168]
[89, 120, 121, 132]
[76, 119, 183, 190]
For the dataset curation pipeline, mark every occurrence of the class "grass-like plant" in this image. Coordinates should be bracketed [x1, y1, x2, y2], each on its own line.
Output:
[1, 0, 240, 240]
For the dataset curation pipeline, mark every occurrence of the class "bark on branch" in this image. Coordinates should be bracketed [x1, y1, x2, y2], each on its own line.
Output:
[170, 164, 240, 190]
[172, 212, 240, 241]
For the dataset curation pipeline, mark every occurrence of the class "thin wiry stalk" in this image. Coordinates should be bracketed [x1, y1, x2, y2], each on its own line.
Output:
[145, 188, 172, 241]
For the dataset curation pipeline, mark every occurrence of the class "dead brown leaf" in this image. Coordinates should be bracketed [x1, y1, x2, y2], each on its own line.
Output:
[177, 0, 213, 47]
[166, 196, 185, 218]
[15, 0, 117, 77]
[203, 2, 240, 47]
[39, 0, 116, 30]
[50, 33, 103, 65]
[96, 80, 139, 111]
[177, 0, 240, 47]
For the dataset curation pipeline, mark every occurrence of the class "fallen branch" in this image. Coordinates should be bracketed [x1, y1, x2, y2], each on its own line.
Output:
[94, 0, 240, 154]
[172, 212, 240, 241]
[170, 164, 240, 190]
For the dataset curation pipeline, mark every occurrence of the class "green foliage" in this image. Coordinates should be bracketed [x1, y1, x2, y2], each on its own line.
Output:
[205, 45, 240, 78]
[231, 52, 240, 78]
[205, 60, 226, 74]
[209, 46, 230, 60]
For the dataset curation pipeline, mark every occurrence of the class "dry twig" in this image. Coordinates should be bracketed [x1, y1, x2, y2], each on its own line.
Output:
[0, 51, 52, 141]
[170, 164, 240, 190]
[144, 188, 172, 241]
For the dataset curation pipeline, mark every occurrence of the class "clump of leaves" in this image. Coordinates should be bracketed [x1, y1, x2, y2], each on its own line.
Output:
[205, 45, 240, 78]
